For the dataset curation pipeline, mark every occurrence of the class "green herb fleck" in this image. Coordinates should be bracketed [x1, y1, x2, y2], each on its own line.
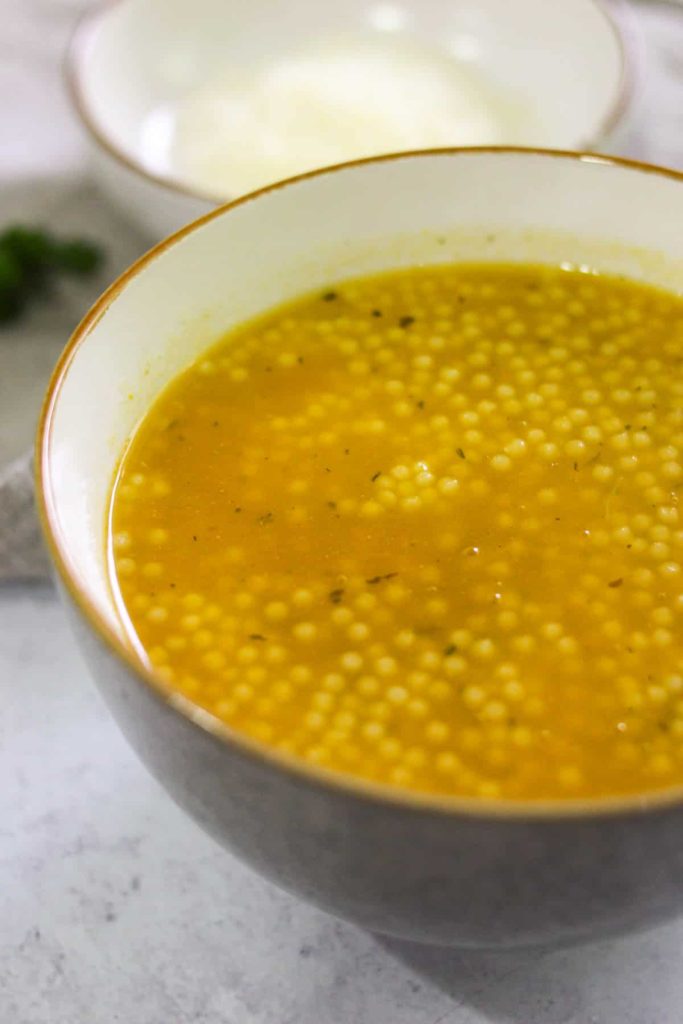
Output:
[0, 225, 103, 325]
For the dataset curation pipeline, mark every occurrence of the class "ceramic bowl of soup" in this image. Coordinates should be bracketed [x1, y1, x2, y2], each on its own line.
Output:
[37, 148, 683, 948]
[67, 0, 631, 238]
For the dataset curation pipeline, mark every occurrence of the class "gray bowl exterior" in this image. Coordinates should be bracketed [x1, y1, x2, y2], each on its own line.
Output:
[66, 589, 683, 949]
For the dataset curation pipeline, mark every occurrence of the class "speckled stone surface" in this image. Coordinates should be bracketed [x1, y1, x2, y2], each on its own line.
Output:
[3, 1, 683, 1021]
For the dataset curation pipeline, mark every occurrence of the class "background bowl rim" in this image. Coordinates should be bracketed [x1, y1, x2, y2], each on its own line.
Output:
[64, 0, 635, 207]
[36, 145, 683, 824]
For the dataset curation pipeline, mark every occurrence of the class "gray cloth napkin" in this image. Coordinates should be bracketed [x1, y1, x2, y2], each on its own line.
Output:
[0, 453, 50, 581]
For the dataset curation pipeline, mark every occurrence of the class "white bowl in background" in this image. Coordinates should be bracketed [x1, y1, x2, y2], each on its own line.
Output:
[67, 0, 632, 239]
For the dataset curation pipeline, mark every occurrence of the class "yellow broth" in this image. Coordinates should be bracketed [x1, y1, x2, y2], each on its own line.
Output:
[110, 263, 683, 800]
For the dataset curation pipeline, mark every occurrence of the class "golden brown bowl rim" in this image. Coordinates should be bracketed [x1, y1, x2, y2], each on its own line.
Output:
[65, 0, 635, 206]
[36, 146, 683, 822]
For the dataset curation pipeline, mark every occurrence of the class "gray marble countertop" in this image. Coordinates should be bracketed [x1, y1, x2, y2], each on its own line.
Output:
[3, 2, 683, 1022]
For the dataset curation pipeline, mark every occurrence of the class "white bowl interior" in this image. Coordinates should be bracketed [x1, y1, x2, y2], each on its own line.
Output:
[77, 0, 626, 192]
[43, 151, 683, 642]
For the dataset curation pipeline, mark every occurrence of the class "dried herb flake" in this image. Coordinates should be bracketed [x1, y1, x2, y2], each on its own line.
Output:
[366, 572, 399, 585]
